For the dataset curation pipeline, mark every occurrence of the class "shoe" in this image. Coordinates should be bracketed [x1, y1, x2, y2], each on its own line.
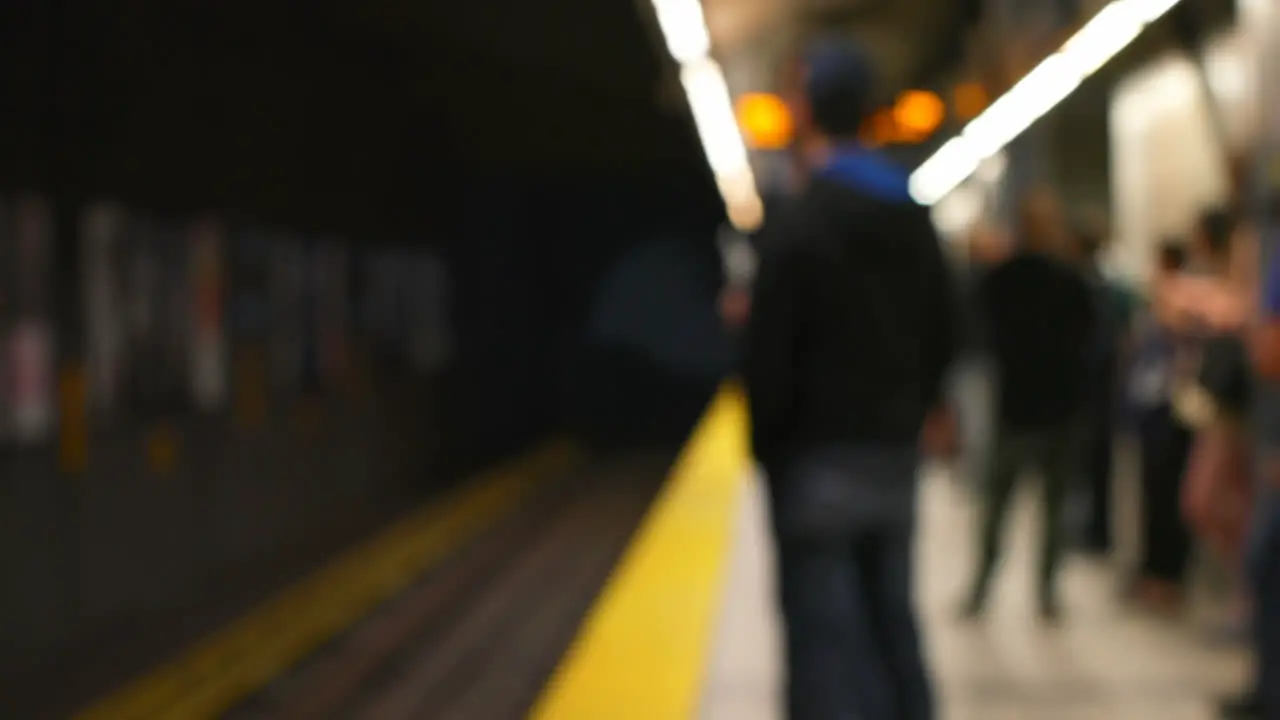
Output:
[1218, 692, 1262, 719]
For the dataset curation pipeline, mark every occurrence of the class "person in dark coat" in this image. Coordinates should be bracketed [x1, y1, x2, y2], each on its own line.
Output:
[961, 189, 1096, 622]
[743, 37, 959, 720]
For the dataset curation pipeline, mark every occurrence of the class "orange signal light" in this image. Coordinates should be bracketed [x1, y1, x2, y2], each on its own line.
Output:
[892, 90, 946, 142]
[953, 82, 989, 121]
[735, 93, 794, 151]
[859, 108, 898, 148]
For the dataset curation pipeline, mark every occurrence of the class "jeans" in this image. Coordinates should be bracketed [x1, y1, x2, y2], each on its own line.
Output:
[1083, 394, 1116, 552]
[774, 445, 932, 720]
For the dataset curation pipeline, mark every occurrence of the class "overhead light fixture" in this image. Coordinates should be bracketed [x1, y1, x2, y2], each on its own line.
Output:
[909, 0, 1186, 206]
[647, 0, 763, 231]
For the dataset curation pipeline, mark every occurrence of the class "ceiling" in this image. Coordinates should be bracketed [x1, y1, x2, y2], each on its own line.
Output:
[1, 0, 715, 236]
[703, 0, 984, 97]
[0, 0, 988, 240]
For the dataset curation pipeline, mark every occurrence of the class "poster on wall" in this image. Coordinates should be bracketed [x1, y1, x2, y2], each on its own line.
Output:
[404, 250, 452, 375]
[188, 219, 226, 411]
[268, 234, 306, 393]
[8, 195, 54, 442]
[359, 248, 406, 368]
[83, 201, 127, 415]
[121, 216, 190, 420]
[311, 239, 350, 388]
[228, 227, 271, 341]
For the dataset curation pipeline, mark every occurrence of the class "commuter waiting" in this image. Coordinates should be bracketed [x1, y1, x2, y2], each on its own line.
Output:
[961, 189, 1096, 622]
[1125, 240, 1196, 614]
[1072, 217, 1138, 556]
[743, 36, 959, 720]
[1226, 242, 1280, 720]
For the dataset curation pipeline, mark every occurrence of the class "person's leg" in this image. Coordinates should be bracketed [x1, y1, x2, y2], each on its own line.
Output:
[1165, 419, 1197, 579]
[1138, 410, 1166, 577]
[966, 428, 1022, 614]
[1085, 398, 1115, 553]
[860, 524, 933, 720]
[777, 534, 873, 720]
[1152, 416, 1196, 577]
[1136, 408, 1190, 611]
[1039, 422, 1083, 618]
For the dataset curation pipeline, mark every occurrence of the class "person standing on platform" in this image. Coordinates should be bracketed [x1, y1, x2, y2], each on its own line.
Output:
[743, 37, 959, 720]
[961, 189, 1096, 622]
[1073, 218, 1138, 556]
[1126, 240, 1196, 615]
[1219, 240, 1280, 720]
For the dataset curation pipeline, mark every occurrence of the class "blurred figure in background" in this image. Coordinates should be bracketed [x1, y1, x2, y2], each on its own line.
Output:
[962, 189, 1095, 622]
[743, 36, 959, 720]
[1072, 215, 1139, 556]
[1126, 239, 1195, 614]
[1233, 239, 1280, 720]
[950, 222, 1009, 488]
[1173, 208, 1254, 641]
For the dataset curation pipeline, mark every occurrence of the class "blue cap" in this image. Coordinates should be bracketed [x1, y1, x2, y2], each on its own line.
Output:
[802, 37, 874, 136]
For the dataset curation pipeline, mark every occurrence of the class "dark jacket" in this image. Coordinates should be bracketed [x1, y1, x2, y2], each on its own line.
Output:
[979, 251, 1095, 429]
[742, 149, 960, 478]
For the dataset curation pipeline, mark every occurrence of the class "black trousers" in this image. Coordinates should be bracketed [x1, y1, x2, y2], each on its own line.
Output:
[1083, 355, 1119, 552]
[1084, 400, 1116, 552]
[1138, 405, 1194, 583]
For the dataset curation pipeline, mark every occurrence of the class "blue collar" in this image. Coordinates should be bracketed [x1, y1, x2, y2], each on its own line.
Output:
[814, 146, 914, 204]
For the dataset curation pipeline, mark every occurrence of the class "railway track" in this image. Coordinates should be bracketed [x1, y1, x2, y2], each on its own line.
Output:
[224, 451, 671, 720]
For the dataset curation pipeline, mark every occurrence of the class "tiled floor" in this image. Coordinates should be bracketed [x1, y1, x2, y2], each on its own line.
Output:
[700, 467, 1251, 720]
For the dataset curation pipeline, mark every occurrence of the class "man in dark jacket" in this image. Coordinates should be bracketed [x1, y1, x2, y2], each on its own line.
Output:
[743, 38, 959, 720]
[962, 189, 1096, 621]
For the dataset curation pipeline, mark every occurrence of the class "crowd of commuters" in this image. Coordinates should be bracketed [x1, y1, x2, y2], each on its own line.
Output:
[954, 196, 1271, 718]
[734, 33, 1280, 720]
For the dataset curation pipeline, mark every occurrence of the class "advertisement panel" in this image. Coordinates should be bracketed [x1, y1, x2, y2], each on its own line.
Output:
[8, 195, 54, 442]
[359, 248, 406, 366]
[404, 250, 452, 375]
[83, 201, 127, 414]
[311, 240, 350, 388]
[268, 235, 306, 392]
[121, 215, 189, 421]
[189, 219, 226, 411]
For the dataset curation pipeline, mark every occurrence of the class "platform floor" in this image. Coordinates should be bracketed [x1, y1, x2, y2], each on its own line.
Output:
[701, 467, 1251, 720]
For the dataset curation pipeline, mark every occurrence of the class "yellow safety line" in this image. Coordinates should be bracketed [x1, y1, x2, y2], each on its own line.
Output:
[75, 440, 578, 720]
[531, 385, 750, 720]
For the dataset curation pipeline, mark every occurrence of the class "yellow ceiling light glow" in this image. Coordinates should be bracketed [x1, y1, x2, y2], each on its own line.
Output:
[735, 93, 794, 151]
[953, 82, 990, 121]
[892, 90, 946, 141]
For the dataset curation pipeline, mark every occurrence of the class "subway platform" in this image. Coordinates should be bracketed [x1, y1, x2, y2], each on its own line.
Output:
[538, 387, 1251, 720]
[698, 468, 1248, 720]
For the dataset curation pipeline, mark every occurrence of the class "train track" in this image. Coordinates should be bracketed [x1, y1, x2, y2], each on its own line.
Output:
[224, 451, 671, 720]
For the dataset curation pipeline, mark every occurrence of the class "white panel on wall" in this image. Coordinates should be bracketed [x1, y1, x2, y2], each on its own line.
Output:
[1108, 38, 1253, 284]
[1204, 31, 1260, 152]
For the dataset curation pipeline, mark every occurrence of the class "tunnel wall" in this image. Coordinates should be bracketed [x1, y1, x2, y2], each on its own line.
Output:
[0, 1, 726, 711]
